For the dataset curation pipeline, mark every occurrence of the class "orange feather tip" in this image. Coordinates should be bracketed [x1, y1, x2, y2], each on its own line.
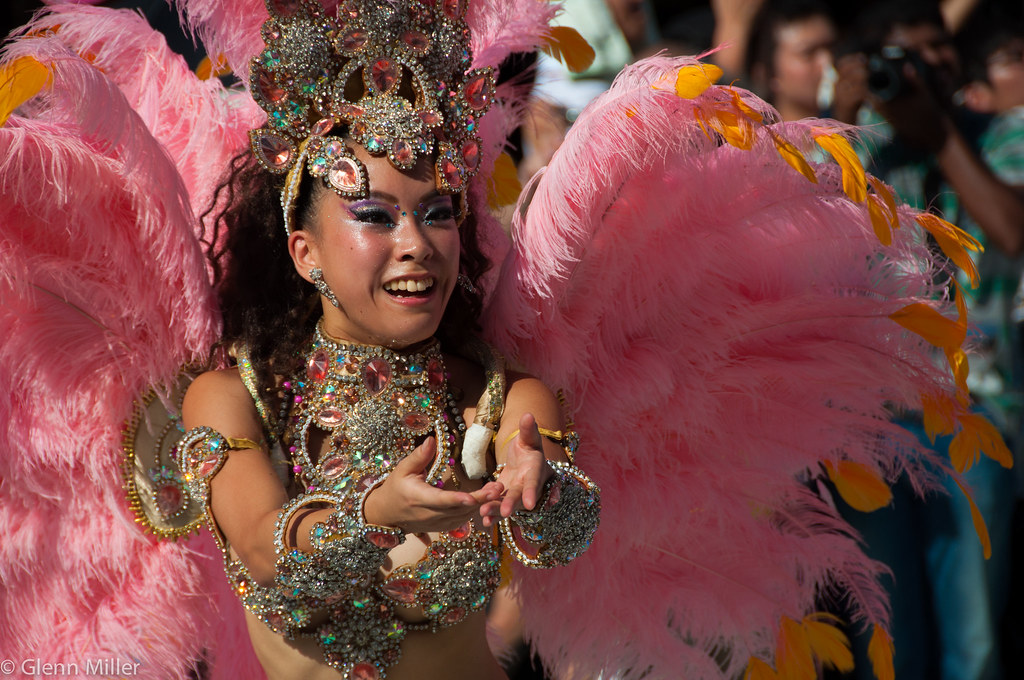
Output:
[486, 152, 522, 210]
[867, 176, 900, 230]
[920, 392, 958, 442]
[953, 477, 993, 558]
[915, 213, 982, 287]
[542, 26, 595, 74]
[744, 657, 779, 680]
[868, 625, 895, 680]
[888, 302, 967, 349]
[0, 55, 51, 128]
[195, 54, 232, 80]
[825, 461, 893, 512]
[675, 62, 723, 99]
[950, 413, 1014, 473]
[775, 616, 816, 680]
[867, 196, 893, 245]
[812, 131, 867, 202]
[769, 130, 817, 183]
[802, 613, 854, 672]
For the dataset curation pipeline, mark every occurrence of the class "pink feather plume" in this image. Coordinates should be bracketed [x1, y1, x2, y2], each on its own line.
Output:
[485, 55, 958, 679]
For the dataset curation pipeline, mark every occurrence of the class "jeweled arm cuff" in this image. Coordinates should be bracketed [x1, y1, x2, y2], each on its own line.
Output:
[273, 492, 405, 602]
[499, 460, 601, 569]
[178, 426, 261, 503]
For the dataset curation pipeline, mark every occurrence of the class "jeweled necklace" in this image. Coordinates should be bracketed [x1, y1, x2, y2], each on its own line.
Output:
[287, 320, 466, 494]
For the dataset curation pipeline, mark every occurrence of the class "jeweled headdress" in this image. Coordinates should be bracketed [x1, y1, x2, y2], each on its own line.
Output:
[248, 0, 496, 233]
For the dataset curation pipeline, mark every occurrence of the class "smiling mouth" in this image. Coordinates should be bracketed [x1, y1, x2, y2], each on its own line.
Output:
[384, 277, 435, 297]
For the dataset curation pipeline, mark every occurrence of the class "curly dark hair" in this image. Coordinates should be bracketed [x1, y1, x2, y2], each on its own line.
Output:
[203, 149, 489, 399]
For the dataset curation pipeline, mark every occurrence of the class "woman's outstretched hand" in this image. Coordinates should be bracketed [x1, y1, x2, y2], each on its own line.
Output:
[480, 413, 554, 528]
[363, 436, 503, 534]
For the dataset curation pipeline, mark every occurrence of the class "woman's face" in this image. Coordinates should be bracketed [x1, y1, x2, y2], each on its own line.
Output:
[771, 15, 836, 115]
[291, 143, 461, 348]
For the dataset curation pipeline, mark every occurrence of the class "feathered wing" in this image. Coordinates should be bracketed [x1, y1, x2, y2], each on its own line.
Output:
[0, 6, 263, 678]
[484, 56, 1000, 679]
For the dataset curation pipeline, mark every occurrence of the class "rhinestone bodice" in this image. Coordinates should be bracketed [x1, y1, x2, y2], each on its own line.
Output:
[220, 330, 503, 678]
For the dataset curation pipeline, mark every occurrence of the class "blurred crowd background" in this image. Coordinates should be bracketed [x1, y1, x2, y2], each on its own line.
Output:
[4, 1, 1024, 678]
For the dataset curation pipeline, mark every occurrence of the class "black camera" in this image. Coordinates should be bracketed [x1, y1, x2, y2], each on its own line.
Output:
[866, 45, 931, 102]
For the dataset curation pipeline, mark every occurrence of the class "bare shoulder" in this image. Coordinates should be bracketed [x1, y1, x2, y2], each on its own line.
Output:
[503, 371, 563, 431]
[182, 367, 264, 440]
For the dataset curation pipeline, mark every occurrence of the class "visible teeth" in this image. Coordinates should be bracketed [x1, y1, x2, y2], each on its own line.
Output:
[385, 278, 433, 292]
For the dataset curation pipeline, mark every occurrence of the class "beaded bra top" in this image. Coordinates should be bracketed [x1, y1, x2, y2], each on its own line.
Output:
[216, 327, 504, 678]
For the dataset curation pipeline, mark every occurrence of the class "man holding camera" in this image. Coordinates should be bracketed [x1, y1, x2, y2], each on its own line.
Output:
[826, 4, 1022, 680]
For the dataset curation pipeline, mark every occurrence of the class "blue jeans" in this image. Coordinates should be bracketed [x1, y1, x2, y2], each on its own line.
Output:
[841, 418, 1014, 680]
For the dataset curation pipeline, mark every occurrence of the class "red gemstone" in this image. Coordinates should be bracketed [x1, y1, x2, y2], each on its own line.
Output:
[256, 68, 286, 103]
[392, 139, 414, 165]
[317, 407, 347, 427]
[269, 0, 300, 17]
[440, 157, 462, 189]
[351, 663, 379, 680]
[155, 483, 184, 516]
[307, 349, 330, 381]
[351, 119, 368, 137]
[328, 156, 361, 192]
[382, 578, 418, 604]
[419, 110, 442, 127]
[461, 139, 479, 170]
[403, 411, 430, 431]
[311, 117, 333, 136]
[371, 58, 400, 93]
[258, 134, 292, 169]
[426, 358, 445, 389]
[366, 531, 401, 549]
[341, 29, 368, 51]
[444, 606, 466, 624]
[464, 73, 491, 110]
[447, 522, 471, 541]
[197, 454, 221, 478]
[363, 358, 392, 395]
[401, 30, 429, 52]
[442, 0, 464, 19]
[343, 387, 360, 404]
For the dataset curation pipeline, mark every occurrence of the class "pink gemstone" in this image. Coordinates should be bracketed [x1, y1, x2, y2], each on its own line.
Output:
[351, 119, 368, 137]
[545, 484, 561, 509]
[341, 28, 368, 51]
[339, 103, 365, 118]
[320, 456, 349, 479]
[464, 72, 491, 110]
[307, 349, 330, 381]
[311, 117, 333, 136]
[392, 139, 414, 165]
[363, 358, 392, 395]
[447, 522, 471, 541]
[461, 139, 479, 170]
[420, 110, 442, 126]
[256, 68, 286, 103]
[328, 156, 361, 192]
[269, 0, 300, 17]
[371, 58, 400, 93]
[258, 134, 292, 169]
[403, 411, 430, 431]
[351, 663, 379, 680]
[442, 0, 464, 19]
[444, 606, 466, 624]
[197, 454, 221, 478]
[343, 387, 360, 404]
[382, 578, 418, 604]
[155, 483, 184, 516]
[426, 358, 445, 389]
[366, 531, 401, 549]
[401, 30, 429, 51]
[267, 612, 285, 629]
[317, 407, 347, 427]
[440, 157, 462, 189]
[356, 475, 378, 493]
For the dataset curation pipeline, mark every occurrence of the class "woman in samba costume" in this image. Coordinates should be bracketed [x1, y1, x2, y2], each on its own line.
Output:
[176, 0, 598, 678]
[0, 0, 1011, 678]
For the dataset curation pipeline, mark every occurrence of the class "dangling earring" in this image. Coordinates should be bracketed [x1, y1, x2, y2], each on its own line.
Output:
[457, 273, 476, 294]
[310, 267, 340, 308]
